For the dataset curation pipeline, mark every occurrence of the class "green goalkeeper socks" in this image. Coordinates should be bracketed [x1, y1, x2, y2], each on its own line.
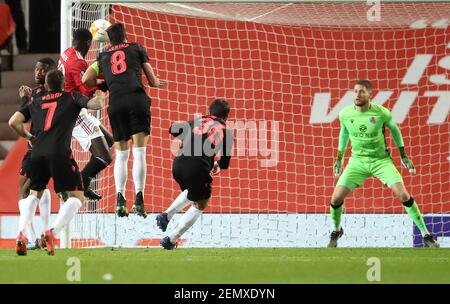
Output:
[403, 197, 429, 235]
[330, 202, 344, 231]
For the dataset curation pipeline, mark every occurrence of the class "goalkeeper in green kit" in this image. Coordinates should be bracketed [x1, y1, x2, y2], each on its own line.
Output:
[328, 80, 439, 248]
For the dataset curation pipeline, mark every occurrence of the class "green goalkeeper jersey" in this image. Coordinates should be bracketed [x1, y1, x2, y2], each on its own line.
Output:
[338, 103, 404, 158]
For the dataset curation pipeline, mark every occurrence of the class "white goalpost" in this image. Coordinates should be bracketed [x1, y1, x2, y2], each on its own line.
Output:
[60, 0, 450, 248]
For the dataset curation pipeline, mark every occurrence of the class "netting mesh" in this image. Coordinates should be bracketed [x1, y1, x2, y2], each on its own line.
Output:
[68, 2, 449, 248]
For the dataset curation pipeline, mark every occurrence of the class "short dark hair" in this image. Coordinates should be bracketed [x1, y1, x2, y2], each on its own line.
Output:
[37, 57, 57, 68]
[73, 28, 92, 43]
[106, 23, 126, 44]
[209, 99, 230, 120]
[46, 70, 65, 91]
[355, 79, 372, 91]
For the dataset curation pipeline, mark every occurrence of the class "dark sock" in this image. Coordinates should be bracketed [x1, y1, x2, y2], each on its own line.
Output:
[402, 197, 414, 208]
[81, 156, 109, 183]
[331, 201, 344, 209]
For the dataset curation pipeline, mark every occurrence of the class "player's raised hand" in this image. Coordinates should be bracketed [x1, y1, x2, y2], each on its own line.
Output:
[401, 156, 416, 174]
[19, 85, 32, 98]
[333, 158, 343, 178]
[212, 161, 221, 175]
[156, 79, 168, 88]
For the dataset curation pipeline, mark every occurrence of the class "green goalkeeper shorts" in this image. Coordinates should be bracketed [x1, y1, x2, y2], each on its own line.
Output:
[336, 156, 403, 190]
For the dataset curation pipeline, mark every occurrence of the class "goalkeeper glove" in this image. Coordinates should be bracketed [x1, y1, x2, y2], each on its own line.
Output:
[333, 151, 344, 178]
[399, 147, 416, 174]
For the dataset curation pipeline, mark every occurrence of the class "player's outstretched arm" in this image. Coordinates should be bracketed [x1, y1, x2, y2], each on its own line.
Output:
[142, 62, 167, 88]
[82, 62, 100, 86]
[86, 90, 105, 110]
[8, 112, 34, 142]
[385, 114, 415, 174]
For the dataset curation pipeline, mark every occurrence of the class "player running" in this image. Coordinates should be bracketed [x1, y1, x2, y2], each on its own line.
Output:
[156, 99, 233, 249]
[328, 79, 439, 248]
[9, 70, 105, 256]
[82, 23, 167, 218]
[58, 28, 114, 201]
[17, 57, 55, 250]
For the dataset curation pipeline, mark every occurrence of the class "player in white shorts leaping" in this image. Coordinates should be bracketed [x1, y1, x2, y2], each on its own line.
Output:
[58, 28, 114, 200]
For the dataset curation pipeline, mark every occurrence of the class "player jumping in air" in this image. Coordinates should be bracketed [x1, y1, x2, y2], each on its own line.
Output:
[58, 28, 114, 201]
[82, 23, 167, 218]
[328, 79, 439, 248]
[156, 99, 233, 249]
[9, 70, 105, 256]
[17, 57, 56, 250]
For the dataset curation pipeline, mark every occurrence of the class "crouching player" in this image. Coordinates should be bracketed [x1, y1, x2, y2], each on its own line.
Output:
[156, 99, 233, 249]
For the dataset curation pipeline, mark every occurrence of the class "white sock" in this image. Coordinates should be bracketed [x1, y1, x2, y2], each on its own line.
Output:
[39, 189, 51, 230]
[51, 197, 82, 234]
[114, 149, 130, 198]
[18, 196, 39, 235]
[132, 147, 147, 194]
[24, 219, 37, 241]
[29, 220, 37, 241]
[169, 205, 202, 243]
[18, 199, 27, 234]
[165, 190, 191, 220]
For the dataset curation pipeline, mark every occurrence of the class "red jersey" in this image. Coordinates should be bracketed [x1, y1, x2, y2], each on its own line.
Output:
[58, 47, 97, 97]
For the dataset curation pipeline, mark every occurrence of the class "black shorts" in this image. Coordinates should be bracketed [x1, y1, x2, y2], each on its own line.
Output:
[108, 93, 151, 142]
[20, 149, 32, 177]
[172, 156, 213, 202]
[29, 152, 83, 193]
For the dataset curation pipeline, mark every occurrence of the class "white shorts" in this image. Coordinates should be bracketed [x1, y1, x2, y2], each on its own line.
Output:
[72, 108, 103, 152]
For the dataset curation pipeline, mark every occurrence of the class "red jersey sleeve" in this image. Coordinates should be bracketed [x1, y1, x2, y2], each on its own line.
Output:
[70, 59, 97, 97]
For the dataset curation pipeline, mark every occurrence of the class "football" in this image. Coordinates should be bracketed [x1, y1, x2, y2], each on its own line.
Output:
[89, 19, 111, 42]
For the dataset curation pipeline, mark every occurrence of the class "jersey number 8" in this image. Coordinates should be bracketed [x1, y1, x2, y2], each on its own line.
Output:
[111, 50, 127, 75]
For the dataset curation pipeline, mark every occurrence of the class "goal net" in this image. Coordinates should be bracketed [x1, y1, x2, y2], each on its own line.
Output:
[65, 1, 450, 248]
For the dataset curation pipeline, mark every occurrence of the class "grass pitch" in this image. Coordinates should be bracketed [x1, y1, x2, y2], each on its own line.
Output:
[0, 248, 449, 284]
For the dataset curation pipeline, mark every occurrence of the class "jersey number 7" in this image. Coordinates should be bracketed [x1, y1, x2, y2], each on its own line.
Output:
[41, 102, 57, 131]
[111, 50, 127, 75]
